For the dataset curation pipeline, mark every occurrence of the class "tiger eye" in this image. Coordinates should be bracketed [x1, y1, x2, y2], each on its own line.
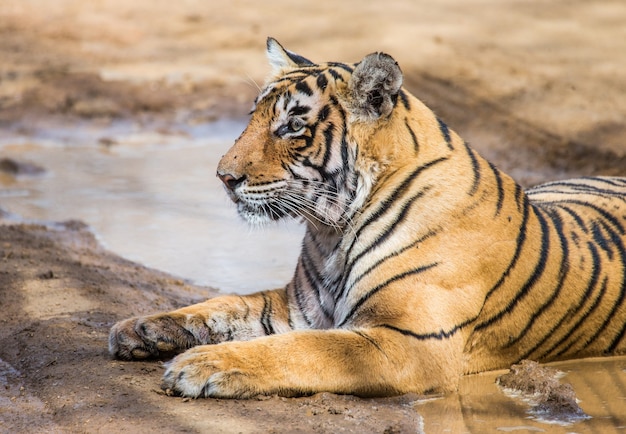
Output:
[289, 118, 305, 132]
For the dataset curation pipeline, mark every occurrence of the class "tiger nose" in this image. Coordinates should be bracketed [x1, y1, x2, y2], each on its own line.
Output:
[217, 172, 246, 191]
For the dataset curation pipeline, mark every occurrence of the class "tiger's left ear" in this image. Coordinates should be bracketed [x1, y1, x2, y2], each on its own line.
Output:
[347, 52, 403, 121]
[266, 37, 315, 73]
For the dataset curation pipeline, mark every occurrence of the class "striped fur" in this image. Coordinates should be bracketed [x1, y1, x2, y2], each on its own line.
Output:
[109, 38, 626, 398]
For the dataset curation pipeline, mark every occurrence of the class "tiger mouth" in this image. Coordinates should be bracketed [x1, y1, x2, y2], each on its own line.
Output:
[236, 199, 290, 222]
[223, 188, 240, 204]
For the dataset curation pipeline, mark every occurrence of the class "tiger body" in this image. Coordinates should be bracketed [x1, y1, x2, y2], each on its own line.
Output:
[109, 39, 626, 398]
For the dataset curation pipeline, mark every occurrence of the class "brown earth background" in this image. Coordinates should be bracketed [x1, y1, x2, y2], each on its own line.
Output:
[1, 0, 626, 433]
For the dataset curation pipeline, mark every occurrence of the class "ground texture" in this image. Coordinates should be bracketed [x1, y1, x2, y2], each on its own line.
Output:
[1, 1, 625, 432]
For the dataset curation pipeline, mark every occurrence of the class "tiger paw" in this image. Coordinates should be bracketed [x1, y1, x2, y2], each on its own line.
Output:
[161, 344, 266, 398]
[109, 315, 200, 360]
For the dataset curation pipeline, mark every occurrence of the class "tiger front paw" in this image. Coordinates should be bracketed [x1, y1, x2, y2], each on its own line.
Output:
[109, 315, 201, 360]
[161, 343, 268, 399]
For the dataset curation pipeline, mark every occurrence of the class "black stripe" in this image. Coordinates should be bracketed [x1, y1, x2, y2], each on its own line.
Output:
[552, 276, 609, 358]
[539, 200, 625, 235]
[591, 221, 614, 259]
[327, 68, 343, 81]
[529, 188, 626, 204]
[375, 322, 459, 341]
[327, 62, 354, 73]
[398, 89, 410, 110]
[283, 68, 322, 77]
[308, 229, 335, 257]
[260, 292, 275, 335]
[437, 118, 453, 150]
[293, 134, 314, 153]
[347, 187, 431, 272]
[299, 244, 334, 320]
[338, 263, 439, 327]
[316, 73, 328, 91]
[608, 314, 626, 353]
[463, 142, 481, 196]
[352, 330, 386, 355]
[581, 176, 626, 187]
[483, 195, 531, 301]
[317, 104, 330, 122]
[340, 135, 350, 170]
[405, 118, 419, 153]
[556, 205, 588, 233]
[290, 272, 314, 328]
[290, 105, 311, 116]
[345, 230, 438, 294]
[504, 208, 569, 349]
[295, 80, 313, 96]
[475, 206, 551, 331]
[585, 226, 626, 353]
[521, 241, 602, 360]
[488, 161, 504, 217]
[529, 180, 626, 200]
[238, 296, 252, 324]
[514, 183, 524, 212]
[347, 157, 449, 257]
[377, 308, 484, 341]
[282, 91, 292, 110]
[320, 124, 335, 169]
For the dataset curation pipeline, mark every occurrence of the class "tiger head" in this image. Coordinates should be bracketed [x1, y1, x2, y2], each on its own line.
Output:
[217, 38, 409, 229]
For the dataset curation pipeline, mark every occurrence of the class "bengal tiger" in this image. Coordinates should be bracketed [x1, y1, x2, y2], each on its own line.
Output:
[109, 38, 626, 399]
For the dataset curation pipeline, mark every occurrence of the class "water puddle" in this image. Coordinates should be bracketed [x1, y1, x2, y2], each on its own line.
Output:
[1, 120, 625, 432]
[0, 119, 304, 294]
[417, 356, 626, 433]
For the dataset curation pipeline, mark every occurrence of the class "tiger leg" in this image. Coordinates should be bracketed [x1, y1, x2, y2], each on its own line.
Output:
[109, 289, 291, 360]
[161, 327, 464, 398]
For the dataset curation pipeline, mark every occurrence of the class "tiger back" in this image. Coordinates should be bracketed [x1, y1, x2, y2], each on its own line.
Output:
[109, 38, 626, 398]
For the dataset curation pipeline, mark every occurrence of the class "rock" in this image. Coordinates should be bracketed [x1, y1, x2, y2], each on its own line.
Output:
[0, 158, 46, 176]
[497, 360, 589, 423]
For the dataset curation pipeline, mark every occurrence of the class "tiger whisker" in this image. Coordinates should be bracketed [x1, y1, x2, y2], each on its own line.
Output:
[280, 191, 354, 235]
[280, 193, 338, 232]
[240, 73, 262, 92]
[277, 194, 320, 231]
[283, 179, 363, 225]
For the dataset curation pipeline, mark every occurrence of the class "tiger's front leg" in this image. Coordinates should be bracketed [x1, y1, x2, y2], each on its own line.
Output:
[161, 327, 464, 398]
[109, 289, 291, 360]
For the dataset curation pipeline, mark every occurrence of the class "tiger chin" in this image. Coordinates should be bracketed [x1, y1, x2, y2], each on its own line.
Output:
[109, 38, 626, 399]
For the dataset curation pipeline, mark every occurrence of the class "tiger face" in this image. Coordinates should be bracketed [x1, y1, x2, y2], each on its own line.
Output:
[216, 39, 402, 230]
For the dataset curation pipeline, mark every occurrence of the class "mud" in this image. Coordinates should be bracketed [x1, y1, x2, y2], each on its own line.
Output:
[1, 0, 626, 433]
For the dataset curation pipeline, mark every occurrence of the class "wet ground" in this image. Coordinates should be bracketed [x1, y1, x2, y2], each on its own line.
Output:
[1, 0, 626, 432]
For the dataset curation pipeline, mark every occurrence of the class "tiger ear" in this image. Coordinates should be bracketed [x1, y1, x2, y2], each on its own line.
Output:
[347, 52, 403, 121]
[266, 37, 315, 72]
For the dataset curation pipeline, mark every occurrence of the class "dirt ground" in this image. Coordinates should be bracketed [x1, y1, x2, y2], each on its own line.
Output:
[1, 0, 626, 432]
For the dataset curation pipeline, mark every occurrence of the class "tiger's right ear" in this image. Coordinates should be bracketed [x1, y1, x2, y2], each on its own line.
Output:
[266, 37, 315, 72]
[346, 52, 403, 122]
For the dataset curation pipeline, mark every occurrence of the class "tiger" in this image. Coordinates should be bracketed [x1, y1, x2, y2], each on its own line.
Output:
[109, 37, 626, 399]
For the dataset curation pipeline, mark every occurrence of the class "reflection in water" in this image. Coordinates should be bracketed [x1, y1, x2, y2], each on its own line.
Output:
[1, 121, 625, 432]
[416, 356, 626, 433]
[0, 120, 304, 294]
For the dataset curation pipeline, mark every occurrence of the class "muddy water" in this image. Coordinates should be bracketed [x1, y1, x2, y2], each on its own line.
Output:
[1, 121, 625, 432]
[0, 120, 304, 294]
[420, 356, 626, 433]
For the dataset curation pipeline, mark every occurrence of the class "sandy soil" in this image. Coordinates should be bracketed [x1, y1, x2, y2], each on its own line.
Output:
[1, 0, 626, 432]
